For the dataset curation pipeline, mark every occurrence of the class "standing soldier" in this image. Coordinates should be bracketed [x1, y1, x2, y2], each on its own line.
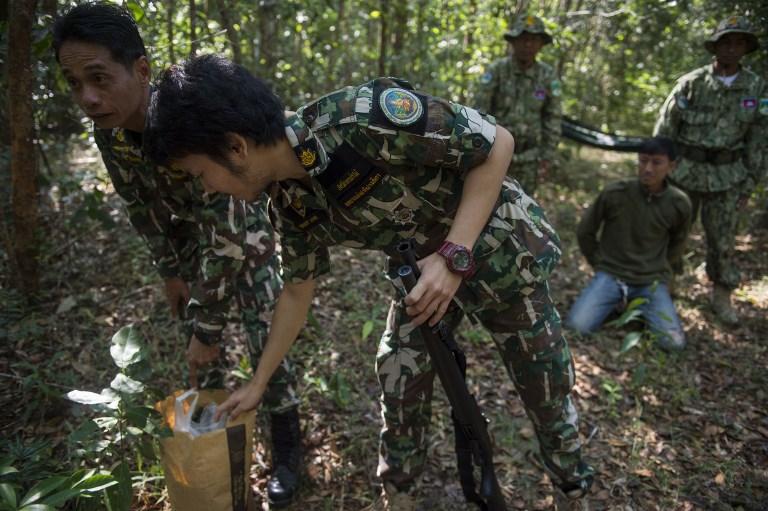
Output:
[475, 14, 563, 196]
[654, 16, 767, 324]
[52, 4, 302, 506]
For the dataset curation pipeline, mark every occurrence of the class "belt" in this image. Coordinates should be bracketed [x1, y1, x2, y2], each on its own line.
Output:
[679, 144, 743, 165]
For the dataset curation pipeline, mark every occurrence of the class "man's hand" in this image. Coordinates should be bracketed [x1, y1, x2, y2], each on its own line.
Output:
[736, 194, 749, 211]
[538, 160, 551, 182]
[164, 277, 190, 318]
[187, 335, 220, 389]
[403, 252, 462, 327]
[213, 380, 264, 421]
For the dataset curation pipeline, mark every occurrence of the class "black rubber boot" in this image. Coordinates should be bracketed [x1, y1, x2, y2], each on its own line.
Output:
[267, 408, 302, 508]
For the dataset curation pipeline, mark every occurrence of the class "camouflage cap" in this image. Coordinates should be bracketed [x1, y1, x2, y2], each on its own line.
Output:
[704, 15, 759, 54]
[504, 15, 553, 45]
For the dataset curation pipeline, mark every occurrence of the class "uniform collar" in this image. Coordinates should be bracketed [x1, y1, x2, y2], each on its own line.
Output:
[637, 178, 669, 201]
[706, 62, 748, 89]
[510, 57, 538, 77]
[284, 112, 328, 177]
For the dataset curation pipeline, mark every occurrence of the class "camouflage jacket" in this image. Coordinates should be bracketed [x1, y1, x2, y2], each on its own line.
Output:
[271, 77, 563, 305]
[94, 127, 277, 345]
[474, 57, 562, 163]
[654, 63, 768, 193]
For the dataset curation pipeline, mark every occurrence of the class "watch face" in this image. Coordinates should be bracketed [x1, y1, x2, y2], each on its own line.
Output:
[452, 249, 471, 271]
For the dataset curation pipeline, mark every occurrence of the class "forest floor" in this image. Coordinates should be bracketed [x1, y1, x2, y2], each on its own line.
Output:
[1, 144, 767, 511]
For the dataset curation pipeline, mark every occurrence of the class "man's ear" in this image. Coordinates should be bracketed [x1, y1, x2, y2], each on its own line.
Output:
[134, 56, 151, 86]
[227, 133, 249, 161]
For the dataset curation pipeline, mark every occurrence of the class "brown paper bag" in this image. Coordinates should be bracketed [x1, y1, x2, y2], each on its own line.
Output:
[156, 389, 257, 511]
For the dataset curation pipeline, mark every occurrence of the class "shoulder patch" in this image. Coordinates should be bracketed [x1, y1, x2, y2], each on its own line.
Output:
[760, 98, 768, 115]
[378, 88, 424, 127]
[742, 97, 757, 110]
[550, 79, 561, 97]
[676, 94, 689, 109]
[480, 71, 493, 85]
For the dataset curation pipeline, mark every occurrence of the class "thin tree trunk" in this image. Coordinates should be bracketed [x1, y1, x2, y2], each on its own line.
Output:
[167, 0, 176, 63]
[258, 0, 278, 76]
[378, 0, 388, 76]
[189, 0, 198, 56]
[216, 0, 242, 64]
[8, 0, 39, 294]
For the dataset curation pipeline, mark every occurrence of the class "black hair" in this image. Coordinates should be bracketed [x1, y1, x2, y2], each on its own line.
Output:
[53, 2, 146, 69]
[143, 54, 286, 167]
[639, 136, 677, 161]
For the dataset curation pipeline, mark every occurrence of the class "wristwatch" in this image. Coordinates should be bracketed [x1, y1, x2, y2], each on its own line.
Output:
[437, 241, 476, 278]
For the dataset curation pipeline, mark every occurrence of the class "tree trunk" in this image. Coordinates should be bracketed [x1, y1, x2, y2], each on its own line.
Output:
[216, 0, 242, 64]
[378, 0, 388, 76]
[7, 0, 39, 294]
[258, 0, 278, 77]
[189, 0, 198, 56]
[167, 0, 176, 64]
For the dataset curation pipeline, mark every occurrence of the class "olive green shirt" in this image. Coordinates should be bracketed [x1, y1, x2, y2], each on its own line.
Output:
[577, 179, 692, 285]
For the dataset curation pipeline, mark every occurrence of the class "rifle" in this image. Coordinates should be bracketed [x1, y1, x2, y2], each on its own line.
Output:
[396, 240, 507, 511]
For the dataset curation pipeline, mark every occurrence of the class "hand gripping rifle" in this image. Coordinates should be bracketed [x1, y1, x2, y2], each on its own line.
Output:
[396, 240, 506, 511]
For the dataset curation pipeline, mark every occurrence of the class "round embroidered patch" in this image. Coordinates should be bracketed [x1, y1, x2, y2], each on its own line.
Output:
[676, 94, 689, 109]
[480, 71, 493, 85]
[379, 88, 424, 126]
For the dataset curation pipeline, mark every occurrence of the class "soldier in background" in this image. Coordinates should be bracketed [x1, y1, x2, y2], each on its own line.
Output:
[654, 16, 767, 324]
[52, 4, 302, 506]
[475, 14, 562, 196]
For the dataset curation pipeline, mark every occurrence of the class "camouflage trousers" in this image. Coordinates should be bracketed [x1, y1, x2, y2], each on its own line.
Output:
[508, 160, 540, 196]
[376, 277, 593, 491]
[684, 187, 741, 289]
[181, 253, 300, 414]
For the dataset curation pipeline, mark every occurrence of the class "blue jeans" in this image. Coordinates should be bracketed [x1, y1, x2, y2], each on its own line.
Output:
[566, 271, 685, 351]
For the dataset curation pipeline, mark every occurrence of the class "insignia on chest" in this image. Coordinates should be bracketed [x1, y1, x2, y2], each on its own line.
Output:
[741, 97, 757, 110]
[317, 143, 385, 209]
[533, 88, 547, 101]
[299, 148, 317, 167]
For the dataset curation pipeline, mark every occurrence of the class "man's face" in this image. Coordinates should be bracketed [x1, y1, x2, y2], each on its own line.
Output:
[59, 40, 149, 129]
[510, 32, 545, 62]
[637, 152, 675, 192]
[713, 33, 749, 66]
[173, 153, 262, 203]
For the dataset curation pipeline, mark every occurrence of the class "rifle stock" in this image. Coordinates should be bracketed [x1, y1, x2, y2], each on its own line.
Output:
[396, 240, 506, 511]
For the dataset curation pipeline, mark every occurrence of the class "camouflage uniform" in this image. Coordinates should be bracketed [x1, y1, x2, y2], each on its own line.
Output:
[654, 16, 767, 290]
[272, 77, 593, 492]
[475, 15, 562, 195]
[94, 126, 299, 413]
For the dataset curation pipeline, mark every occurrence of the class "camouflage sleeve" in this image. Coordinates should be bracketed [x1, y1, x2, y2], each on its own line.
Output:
[186, 192, 278, 345]
[653, 79, 685, 138]
[541, 70, 563, 161]
[273, 204, 331, 283]
[354, 90, 497, 176]
[743, 81, 768, 193]
[576, 191, 605, 267]
[94, 129, 190, 279]
[474, 60, 501, 114]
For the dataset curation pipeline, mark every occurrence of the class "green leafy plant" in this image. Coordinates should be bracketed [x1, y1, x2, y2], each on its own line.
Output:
[0, 457, 116, 511]
[65, 325, 169, 511]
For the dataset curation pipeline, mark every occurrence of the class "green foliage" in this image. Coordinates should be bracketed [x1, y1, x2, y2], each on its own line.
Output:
[65, 325, 168, 511]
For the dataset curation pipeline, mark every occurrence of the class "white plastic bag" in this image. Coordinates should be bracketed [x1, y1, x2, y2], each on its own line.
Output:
[173, 389, 228, 437]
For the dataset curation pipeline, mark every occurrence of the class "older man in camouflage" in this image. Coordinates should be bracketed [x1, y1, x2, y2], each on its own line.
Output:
[654, 16, 767, 324]
[52, 4, 302, 507]
[143, 53, 595, 511]
[475, 14, 563, 196]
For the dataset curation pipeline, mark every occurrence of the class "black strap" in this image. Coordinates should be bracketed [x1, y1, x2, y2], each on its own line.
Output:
[439, 324, 488, 510]
[226, 424, 248, 511]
